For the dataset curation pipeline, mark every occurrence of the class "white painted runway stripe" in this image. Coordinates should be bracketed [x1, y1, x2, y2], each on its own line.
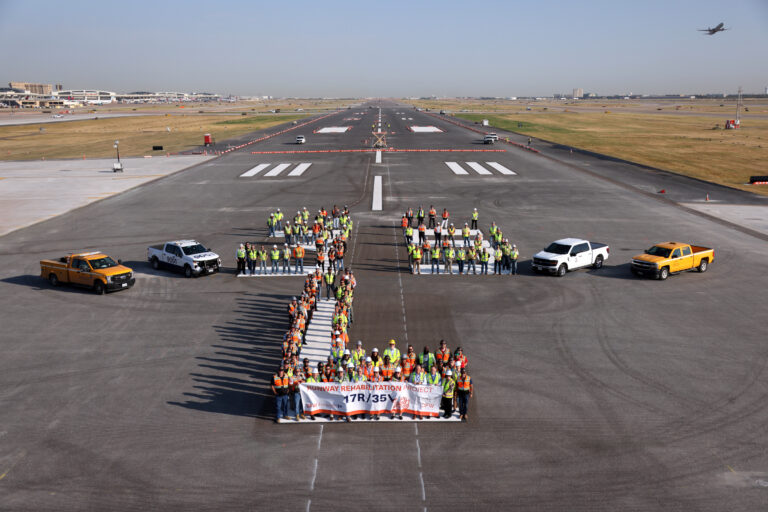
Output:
[445, 162, 469, 175]
[486, 162, 516, 175]
[375, 150, 382, 164]
[239, 163, 271, 177]
[372, 176, 382, 211]
[264, 163, 292, 176]
[288, 163, 312, 176]
[467, 162, 492, 175]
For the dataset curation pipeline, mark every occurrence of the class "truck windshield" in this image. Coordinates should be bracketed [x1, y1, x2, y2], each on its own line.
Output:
[182, 244, 208, 255]
[544, 243, 571, 255]
[89, 257, 118, 269]
[646, 246, 672, 258]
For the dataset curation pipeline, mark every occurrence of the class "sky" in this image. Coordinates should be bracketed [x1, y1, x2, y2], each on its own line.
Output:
[1, 0, 767, 97]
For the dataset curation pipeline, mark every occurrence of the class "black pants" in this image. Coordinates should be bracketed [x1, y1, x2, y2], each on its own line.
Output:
[237, 258, 246, 273]
[441, 396, 454, 417]
[428, 216, 436, 228]
[471, 219, 478, 230]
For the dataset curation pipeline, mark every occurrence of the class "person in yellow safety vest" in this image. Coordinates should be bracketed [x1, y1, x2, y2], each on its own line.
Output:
[447, 223, 456, 244]
[480, 248, 490, 275]
[427, 365, 441, 386]
[407, 243, 415, 273]
[269, 245, 280, 274]
[466, 247, 477, 275]
[284, 222, 292, 246]
[351, 340, 366, 365]
[258, 245, 268, 275]
[412, 246, 422, 274]
[324, 269, 335, 300]
[510, 244, 519, 276]
[275, 208, 284, 230]
[417, 205, 425, 226]
[282, 244, 291, 274]
[268, 214, 276, 237]
[445, 246, 455, 274]
[384, 339, 401, 366]
[471, 208, 479, 230]
[418, 346, 436, 371]
[406, 207, 414, 227]
[236, 244, 246, 275]
[410, 364, 428, 386]
[462, 223, 471, 247]
[456, 247, 466, 275]
[456, 366, 473, 421]
[441, 369, 456, 418]
[493, 229, 503, 250]
[246, 245, 257, 275]
[431, 246, 441, 274]
[405, 225, 413, 245]
[302, 207, 310, 224]
[421, 238, 431, 265]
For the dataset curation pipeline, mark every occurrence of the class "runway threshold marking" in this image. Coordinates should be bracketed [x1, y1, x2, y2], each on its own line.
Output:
[288, 163, 312, 176]
[264, 163, 292, 176]
[445, 162, 469, 175]
[372, 176, 383, 211]
[486, 162, 516, 175]
[466, 162, 492, 175]
[240, 163, 270, 177]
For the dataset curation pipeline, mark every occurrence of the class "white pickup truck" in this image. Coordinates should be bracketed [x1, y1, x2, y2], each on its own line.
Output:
[532, 238, 610, 277]
[147, 240, 221, 278]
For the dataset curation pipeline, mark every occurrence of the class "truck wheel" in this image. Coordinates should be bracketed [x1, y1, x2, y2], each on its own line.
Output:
[151, 257, 159, 270]
[593, 255, 604, 269]
[698, 259, 708, 273]
[48, 273, 59, 286]
[557, 264, 567, 277]
[184, 265, 193, 278]
[94, 281, 105, 295]
[659, 267, 669, 280]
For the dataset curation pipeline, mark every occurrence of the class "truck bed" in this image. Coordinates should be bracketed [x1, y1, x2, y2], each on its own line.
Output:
[590, 242, 608, 250]
[690, 245, 713, 255]
[148, 244, 165, 252]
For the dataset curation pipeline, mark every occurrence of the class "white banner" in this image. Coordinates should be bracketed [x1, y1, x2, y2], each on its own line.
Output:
[300, 381, 442, 417]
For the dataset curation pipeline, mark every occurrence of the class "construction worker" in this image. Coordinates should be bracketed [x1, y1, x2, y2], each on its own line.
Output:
[293, 244, 305, 275]
[445, 245, 455, 275]
[441, 369, 456, 418]
[435, 339, 451, 364]
[236, 244, 246, 275]
[281, 244, 291, 274]
[268, 213, 276, 237]
[466, 247, 477, 275]
[401, 214, 409, 237]
[417, 222, 426, 245]
[493, 246, 503, 275]
[456, 366, 473, 421]
[427, 365, 441, 386]
[335, 243, 345, 271]
[447, 223, 456, 244]
[400, 354, 413, 379]
[324, 268, 335, 300]
[510, 244, 519, 275]
[284, 222, 292, 247]
[272, 366, 290, 423]
[480, 248, 490, 275]
[418, 346, 436, 371]
[270, 244, 280, 274]
[428, 205, 437, 228]
[462, 223, 471, 247]
[351, 340, 366, 366]
[410, 364, 427, 385]
[381, 356, 395, 381]
[488, 222, 498, 248]
[406, 242, 415, 273]
[316, 248, 326, 273]
[406, 207, 414, 227]
[456, 246, 466, 275]
[289, 369, 304, 421]
[433, 223, 441, 245]
[245, 243, 257, 276]
[417, 205, 425, 226]
[257, 245, 268, 275]
[405, 224, 413, 245]
[431, 245, 441, 274]
[370, 347, 382, 367]
[384, 339, 401, 365]
[275, 208, 283, 230]
[421, 238, 431, 265]
[471, 208, 479, 230]
[412, 245, 422, 275]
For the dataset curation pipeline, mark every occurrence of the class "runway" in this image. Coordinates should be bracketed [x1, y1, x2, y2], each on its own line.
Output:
[1, 101, 768, 511]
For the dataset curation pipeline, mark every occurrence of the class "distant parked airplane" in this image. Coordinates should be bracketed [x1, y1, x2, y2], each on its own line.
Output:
[698, 22, 728, 35]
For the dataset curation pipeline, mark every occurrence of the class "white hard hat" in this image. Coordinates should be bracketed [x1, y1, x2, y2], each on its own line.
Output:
[347, 362, 354, 368]
[356, 340, 363, 345]
[313, 368, 319, 374]
[334, 330, 340, 334]
[373, 367, 380, 372]
[395, 367, 402, 372]
[372, 348, 378, 352]
[273, 245, 277, 248]
[446, 370, 452, 376]
[344, 349, 351, 355]
[365, 357, 372, 363]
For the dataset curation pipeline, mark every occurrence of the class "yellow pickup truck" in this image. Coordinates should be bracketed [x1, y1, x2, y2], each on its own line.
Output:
[40, 251, 135, 294]
[631, 242, 714, 280]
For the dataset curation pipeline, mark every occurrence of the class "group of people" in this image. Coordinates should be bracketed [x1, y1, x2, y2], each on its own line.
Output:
[401, 205, 476, 231]
[235, 206, 353, 276]
[273, 268, 357, 423]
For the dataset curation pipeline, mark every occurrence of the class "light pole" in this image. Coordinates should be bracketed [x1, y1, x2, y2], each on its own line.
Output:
[113, 140, 123, 172]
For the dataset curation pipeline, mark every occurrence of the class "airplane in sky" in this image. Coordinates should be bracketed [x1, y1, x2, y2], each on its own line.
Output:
[698, 22, 728, 35]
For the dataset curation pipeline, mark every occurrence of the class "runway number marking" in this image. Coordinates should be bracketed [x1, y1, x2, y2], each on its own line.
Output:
[288, 163, 312, 176]
[239, 163, 270, 177]
[372, 176, 383, 211]
[445, 162, 469, 175]
[486, 162, 516, 175]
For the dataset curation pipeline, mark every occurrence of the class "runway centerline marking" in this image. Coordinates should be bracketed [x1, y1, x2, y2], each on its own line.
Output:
[372, 176, 382, 211]
[375, 150, 382, 164]
[264, 163, 291, 176]
[486, 162, 516, 175]
[288, 163, 312, 176]
[466, 162, 492, 175]
[239, 163, 270, 177]
[445, 162, 468, 175]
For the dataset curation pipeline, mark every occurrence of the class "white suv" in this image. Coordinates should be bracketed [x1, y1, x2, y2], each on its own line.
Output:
[296, 135, 306, 144]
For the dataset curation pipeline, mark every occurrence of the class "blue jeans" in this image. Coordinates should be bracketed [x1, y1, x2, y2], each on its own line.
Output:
[457, 260, 464, 274]
[467, 261, 476, 274]
[511, 259, 518, 275]
[336, 257, 343, 271]
[247, 259, 256, 273]
[259, 260, 267, 274]
[285, 234, 291, 246]
[276, 394, 289, 419]
[295, 258, 304, 274]
[269, 225, 275, 237]
[457, 392, 469, 416]
[292, 393, 302, 418]
[481, 261, 488, 274]
[463, 236, 470, 247]
[271, 260, 279, 274]
[276, 220, 282, 230]
[282, 259, 289, 273]
[431, 260, 440, 274]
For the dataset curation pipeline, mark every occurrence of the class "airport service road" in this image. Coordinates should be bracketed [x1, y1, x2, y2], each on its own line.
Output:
[1, 102, 768, 511]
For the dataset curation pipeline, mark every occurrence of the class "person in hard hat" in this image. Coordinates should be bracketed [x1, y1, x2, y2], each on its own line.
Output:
[236, 244, 246, 275]
[271, 366, 290, 423]
[441, 369, 456, 418]
[293, 243, 305, 275]
[324, 268, 335, 301]
[392, 367, 405, 420]
[456, 366, 473, 421]
[270, 244, 280, 274]
[275, 208, 283, 231]
[351, 340, 366, 366]
[383, 339, 400, 366]
[471, 208, 479, 230]
[258, 245, 268, 275]
[268, 213, 276, 237]
[381, 355, 395, 381]
[510, 244, 519, 276]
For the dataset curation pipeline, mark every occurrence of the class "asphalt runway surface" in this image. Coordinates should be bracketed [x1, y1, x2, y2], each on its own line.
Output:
[1, 101, 768, 511]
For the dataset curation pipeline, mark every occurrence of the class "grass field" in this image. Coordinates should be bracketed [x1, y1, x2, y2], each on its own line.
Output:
[437, 104, 768, 196]
[0, 114, 307, 160]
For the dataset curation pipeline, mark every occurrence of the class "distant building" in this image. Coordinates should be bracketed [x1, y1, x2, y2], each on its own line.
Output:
[54, 89, 116, 105]
[9, 81, 53, 95]
[572, 88, 584, 99]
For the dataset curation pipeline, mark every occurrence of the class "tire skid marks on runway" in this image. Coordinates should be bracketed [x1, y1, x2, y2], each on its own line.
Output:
[445, 161, 517, 176]
[239, 162, 312, 178]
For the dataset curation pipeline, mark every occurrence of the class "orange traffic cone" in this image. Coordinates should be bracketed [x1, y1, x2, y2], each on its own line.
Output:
[658, 189, 666, 194]
[705, 194, 710, 201]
